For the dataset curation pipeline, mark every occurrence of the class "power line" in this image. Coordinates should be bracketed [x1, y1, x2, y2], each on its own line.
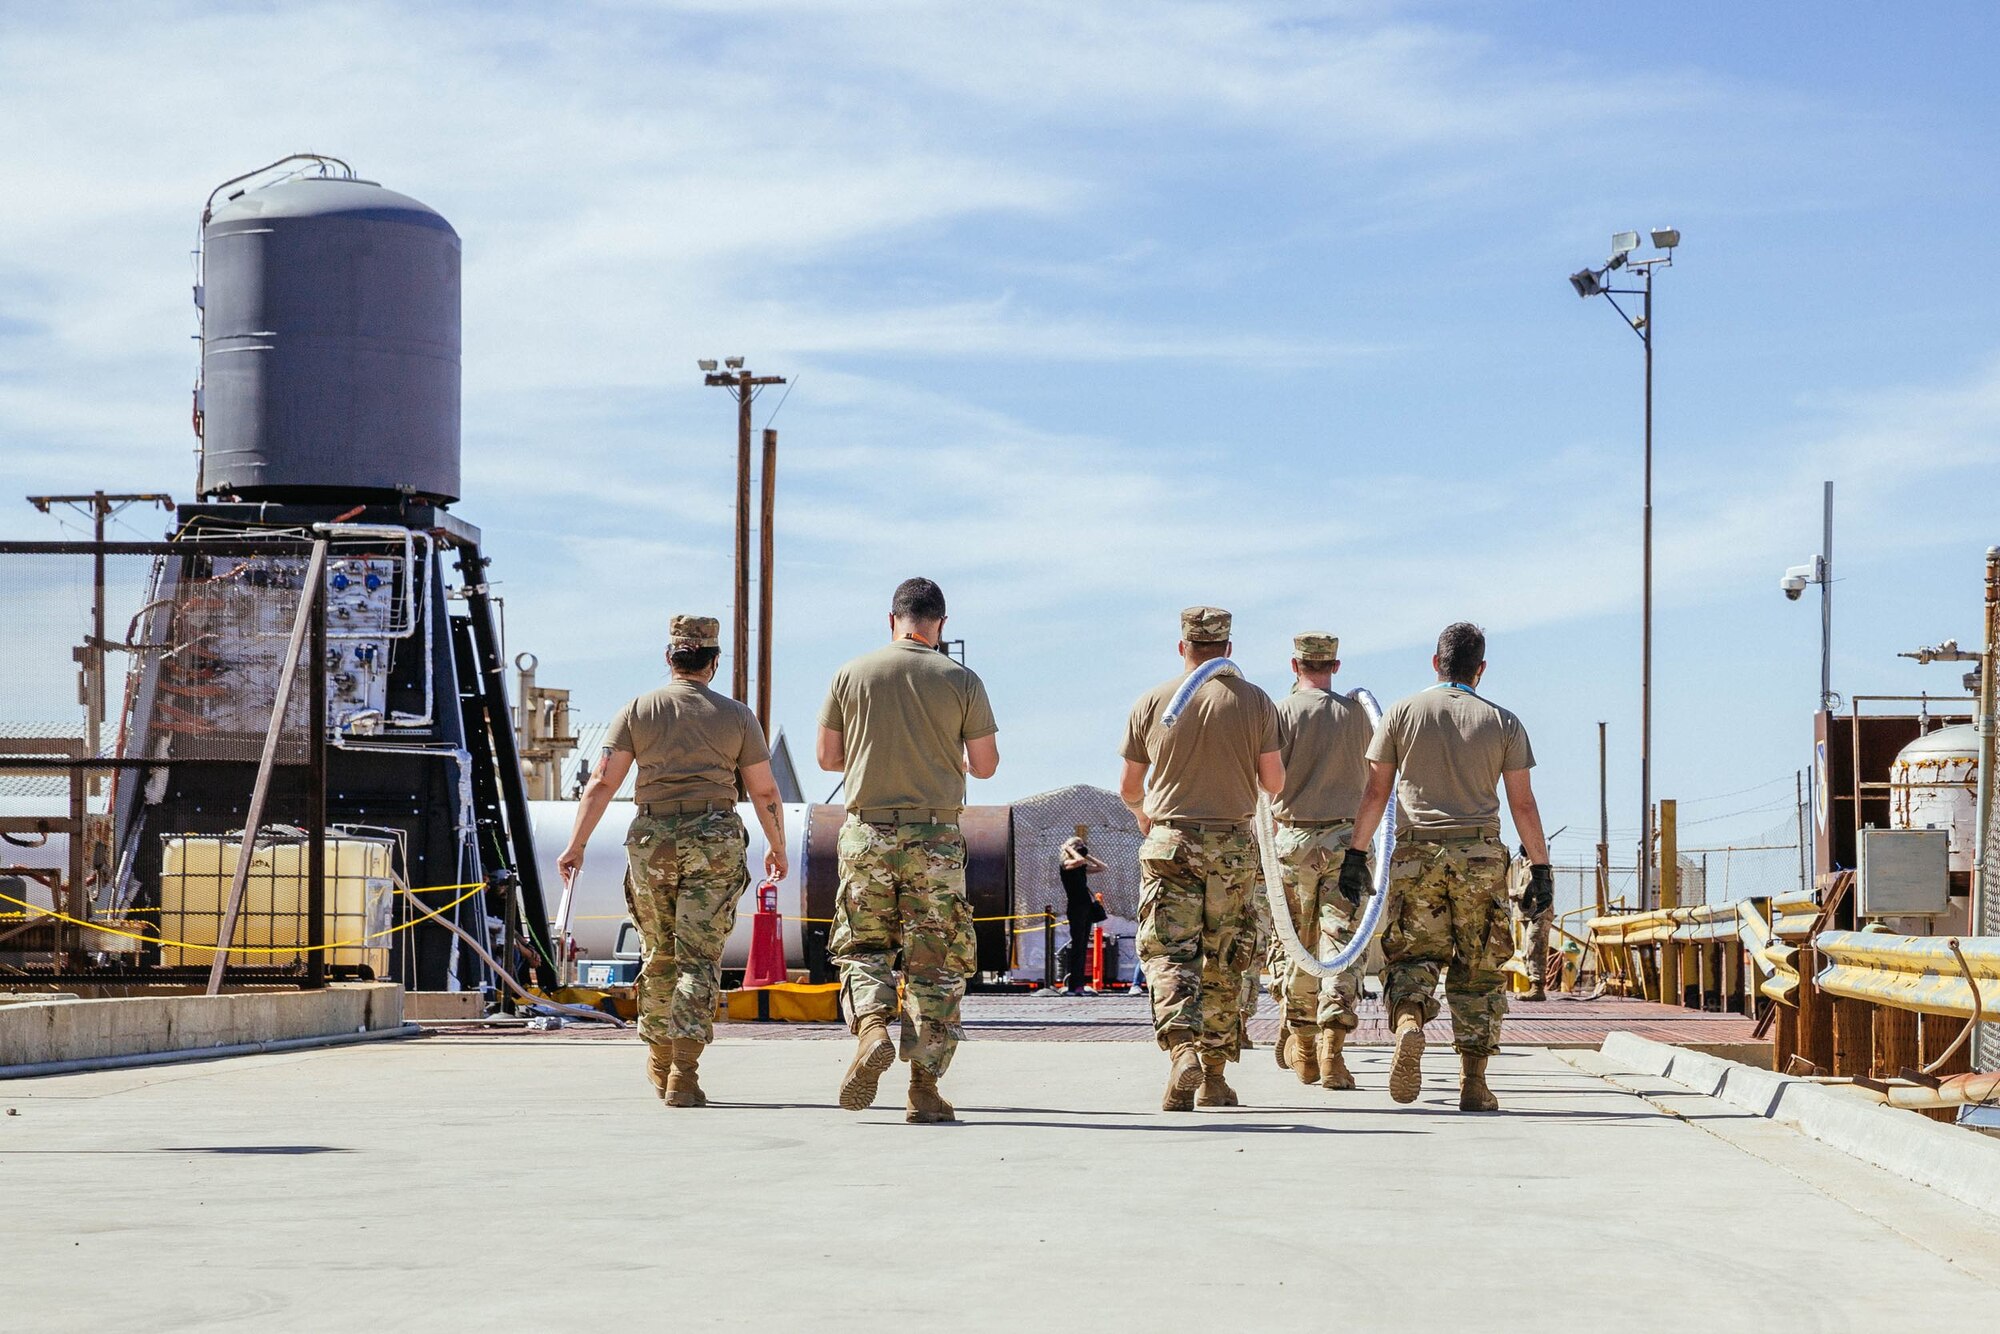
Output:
[1676, 774, 1795, 806]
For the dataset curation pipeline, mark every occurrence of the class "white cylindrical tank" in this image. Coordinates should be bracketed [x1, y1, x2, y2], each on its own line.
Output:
[526, 801, 811, 967]
[1890, 723, 1980, 873]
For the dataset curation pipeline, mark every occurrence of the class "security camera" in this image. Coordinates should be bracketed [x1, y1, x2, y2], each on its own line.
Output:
[1780, 561, 1818, 600]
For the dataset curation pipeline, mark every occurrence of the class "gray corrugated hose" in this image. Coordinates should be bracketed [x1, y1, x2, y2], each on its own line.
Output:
[1255, 687, 1396, 978]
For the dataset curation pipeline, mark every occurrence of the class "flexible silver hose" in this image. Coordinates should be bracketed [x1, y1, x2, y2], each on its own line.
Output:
[1255, 687, 1396, 978]
[1162, 659, 1395, 978]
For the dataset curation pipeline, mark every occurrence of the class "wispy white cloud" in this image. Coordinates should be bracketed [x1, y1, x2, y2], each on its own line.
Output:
[1, 0, 1984, 824]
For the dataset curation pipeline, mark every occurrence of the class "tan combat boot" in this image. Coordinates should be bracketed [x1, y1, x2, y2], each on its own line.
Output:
[1196, 1052, 1239, 1108]
[1288, 1023, 1320, 1085]
[1274, 1026, 1294, 1071]
[645, 1042, 673, 1098]
[906, 1065, 958, 1124]
[839, 1014, 896, 1111]
[665, 1038, 707, 1108]
[1388, 1003, 1427, 1105]
[1459, 1052, 1499, 1112]
[1162, 1030, 1203, 1111]
[1317, 1027, 1355, 1091]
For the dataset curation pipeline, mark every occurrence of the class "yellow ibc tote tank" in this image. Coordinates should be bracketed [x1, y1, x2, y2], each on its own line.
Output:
[159, 833, 396, 971]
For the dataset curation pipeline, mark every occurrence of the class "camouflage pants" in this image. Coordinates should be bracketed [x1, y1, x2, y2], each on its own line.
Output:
[831, 818, 976, 1079]
[1268, 823, 1367, 1031]
[1137, 824, 1258, 1059]
[623, 810, 749, 1045]
[1239, 884, 1275, 1025]
[1380, 834, 1512, 1056]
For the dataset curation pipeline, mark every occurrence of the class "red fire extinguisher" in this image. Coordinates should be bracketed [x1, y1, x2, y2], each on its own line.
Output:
[743, 876, 787, 989]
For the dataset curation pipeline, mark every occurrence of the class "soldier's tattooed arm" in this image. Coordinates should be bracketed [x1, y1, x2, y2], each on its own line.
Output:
[557, 747, 635, 883]
[742, 760, 790, 879]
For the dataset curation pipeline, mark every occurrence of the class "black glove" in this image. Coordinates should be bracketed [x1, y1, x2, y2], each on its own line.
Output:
[1336, 847, 1373, 908]
[1522, 864, 1554, 920]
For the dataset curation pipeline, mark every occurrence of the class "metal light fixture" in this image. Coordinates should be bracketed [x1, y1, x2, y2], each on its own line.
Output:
[1566, 226, 1680, 908]
[697, 359, 718, 372]
[724, 356, 745, 369]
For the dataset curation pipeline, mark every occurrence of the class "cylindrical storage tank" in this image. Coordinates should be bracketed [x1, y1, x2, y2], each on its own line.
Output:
[526, 801, 811, 967]
[1890, 722, 1980, 874]
[805, 805, 1014, 979]
[199, 176, 461, 503]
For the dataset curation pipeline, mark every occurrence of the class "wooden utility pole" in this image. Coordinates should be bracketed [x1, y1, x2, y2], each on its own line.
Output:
[26, 491, 174, 788]
[1659, 797, 1679, 1005]
[702, 362, 785, 705]
[1596, 721, 1610, 917]
[756, 428, 777, 736]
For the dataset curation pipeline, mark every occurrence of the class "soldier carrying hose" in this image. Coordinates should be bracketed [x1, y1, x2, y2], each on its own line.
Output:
[1346, 622, 1553, 1112]
[1266, 631, 1376, 1093]
[1119, 606, 1284, 1111]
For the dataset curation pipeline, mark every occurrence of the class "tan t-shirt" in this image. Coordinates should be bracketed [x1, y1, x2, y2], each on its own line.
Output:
[1272, 685, 1373, 825]
[817, 638, 998, 814]
[1366, 683, 1534, 836]
[1121, 673, 1280, 823]
[606, 679, 770, 806]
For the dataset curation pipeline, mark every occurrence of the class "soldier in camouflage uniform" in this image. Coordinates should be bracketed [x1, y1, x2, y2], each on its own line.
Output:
[558, 615, 788, 1108]
[1510, 855, 1556, 1001]
[817, 578, 999, 1124]
[1345, 623, 1553, 1112]
[1265, 633, 1374, 1092]
[1120, 606, 1284, 1111]
[1239, 886, 1275, 1051]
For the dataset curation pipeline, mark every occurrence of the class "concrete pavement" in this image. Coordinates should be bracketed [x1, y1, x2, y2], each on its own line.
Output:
[3, 1037, 1996, 1331]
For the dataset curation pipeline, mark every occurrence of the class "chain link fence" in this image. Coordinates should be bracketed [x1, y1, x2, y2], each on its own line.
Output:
[0, 540, 354, 981]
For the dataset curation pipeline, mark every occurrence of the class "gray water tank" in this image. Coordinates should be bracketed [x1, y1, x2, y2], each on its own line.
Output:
[199, 176, 461, 503]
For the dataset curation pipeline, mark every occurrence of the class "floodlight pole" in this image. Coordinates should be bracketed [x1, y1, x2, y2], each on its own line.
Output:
[1640, 268, 1654, 909]
[1585, 254, 1668, 908]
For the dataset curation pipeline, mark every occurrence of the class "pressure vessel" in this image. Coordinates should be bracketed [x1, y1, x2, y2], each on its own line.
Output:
[199, 176, 461, 503]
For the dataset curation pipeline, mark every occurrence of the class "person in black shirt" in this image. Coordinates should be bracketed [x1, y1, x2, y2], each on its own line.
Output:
[1058, 835, 1109, 995]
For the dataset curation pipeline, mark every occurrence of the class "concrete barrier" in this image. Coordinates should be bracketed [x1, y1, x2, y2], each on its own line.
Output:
[0, 984, 404, 1070]
[1597, 1029, 2000, 1219]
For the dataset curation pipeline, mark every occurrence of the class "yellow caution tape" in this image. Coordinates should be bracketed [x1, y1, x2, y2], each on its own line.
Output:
[561, 909, 1073, 929]
[0, 881, 486, 956]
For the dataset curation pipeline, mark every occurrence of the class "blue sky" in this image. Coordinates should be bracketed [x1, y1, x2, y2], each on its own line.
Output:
[3, 1, 1997, 871]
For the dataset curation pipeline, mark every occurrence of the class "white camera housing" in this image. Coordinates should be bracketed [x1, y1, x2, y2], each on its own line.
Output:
[1781, 561, 1820, 601]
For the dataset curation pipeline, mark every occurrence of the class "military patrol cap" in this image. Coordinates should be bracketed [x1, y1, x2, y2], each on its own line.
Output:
[1293, 632, 1339, 660]
[1180, 605, 1232, 643]
[668, 614, 721, 648]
